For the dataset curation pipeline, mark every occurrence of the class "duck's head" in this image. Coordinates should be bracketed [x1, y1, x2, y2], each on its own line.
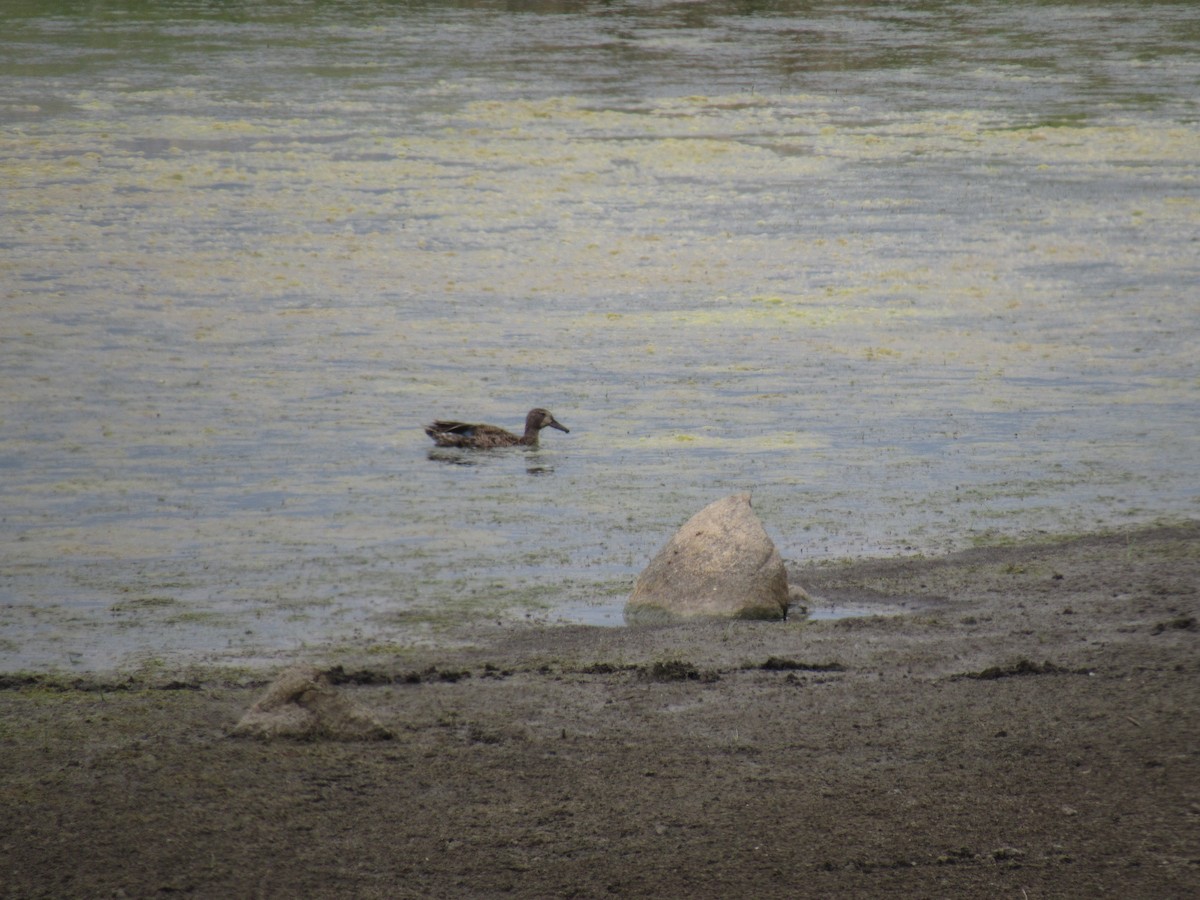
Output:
[528, 408, 569, 433]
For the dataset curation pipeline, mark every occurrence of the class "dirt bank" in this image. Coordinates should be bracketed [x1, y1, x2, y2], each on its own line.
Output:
[2, 523, 1198, 898]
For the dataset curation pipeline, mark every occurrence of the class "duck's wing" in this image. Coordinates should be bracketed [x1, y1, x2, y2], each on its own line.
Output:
[425, 422, 472, 449]
[427, 420, 478, 436]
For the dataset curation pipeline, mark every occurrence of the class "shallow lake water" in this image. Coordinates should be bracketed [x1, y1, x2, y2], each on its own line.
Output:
[2, 1, 1198, 672]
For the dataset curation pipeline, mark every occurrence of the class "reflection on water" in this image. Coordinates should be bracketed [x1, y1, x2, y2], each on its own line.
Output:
[427, 449, 488, 468]
[427, 447, 557, 477]
[1, 1, 1197, 671]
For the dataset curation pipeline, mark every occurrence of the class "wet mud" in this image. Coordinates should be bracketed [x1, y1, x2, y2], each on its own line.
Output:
[2, 522, 1197, 898]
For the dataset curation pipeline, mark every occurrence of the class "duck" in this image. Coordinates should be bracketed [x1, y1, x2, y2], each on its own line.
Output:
[424, 407, 570, 449]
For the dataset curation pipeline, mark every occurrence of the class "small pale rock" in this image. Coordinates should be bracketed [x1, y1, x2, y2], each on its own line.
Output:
[626, 493, 795, 623]
[232, 666, 392, 741]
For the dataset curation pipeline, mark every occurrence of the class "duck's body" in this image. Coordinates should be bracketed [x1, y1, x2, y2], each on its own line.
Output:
[424, 407, 569, 449]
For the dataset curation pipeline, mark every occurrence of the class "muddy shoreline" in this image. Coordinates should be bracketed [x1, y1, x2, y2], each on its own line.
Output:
[2, 523, 1198, 898]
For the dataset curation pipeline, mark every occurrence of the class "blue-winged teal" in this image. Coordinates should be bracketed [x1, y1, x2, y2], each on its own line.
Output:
[424, 408, 569, 449]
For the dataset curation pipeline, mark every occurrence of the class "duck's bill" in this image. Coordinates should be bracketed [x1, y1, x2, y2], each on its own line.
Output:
[550, 420, 569, 433]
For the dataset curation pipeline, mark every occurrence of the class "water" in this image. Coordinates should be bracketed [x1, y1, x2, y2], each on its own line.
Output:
[2, 1, 1197, 672]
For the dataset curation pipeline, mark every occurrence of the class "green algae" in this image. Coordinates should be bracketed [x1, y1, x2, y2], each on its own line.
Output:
[2, 3, 1198, 675]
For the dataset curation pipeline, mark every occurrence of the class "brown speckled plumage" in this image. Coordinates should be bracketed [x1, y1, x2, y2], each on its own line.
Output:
[424, 408, 569, 449]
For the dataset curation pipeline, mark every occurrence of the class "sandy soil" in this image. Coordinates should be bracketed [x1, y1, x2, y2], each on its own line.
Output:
[2, 523, 1198, 899]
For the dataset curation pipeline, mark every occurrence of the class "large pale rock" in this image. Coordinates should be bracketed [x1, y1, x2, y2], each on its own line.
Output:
[232, 666, 392, 741]
[625, 493, 791, 623]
